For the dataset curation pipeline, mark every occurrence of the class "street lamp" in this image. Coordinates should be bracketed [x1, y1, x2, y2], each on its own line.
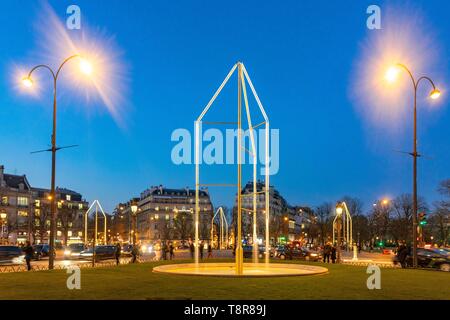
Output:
[0, 213, 7, 244]
[385, 63, 441, 268]
[22, 55, 93, 270]
[335, 203, 343, 263]
[130, 201, 138, 246]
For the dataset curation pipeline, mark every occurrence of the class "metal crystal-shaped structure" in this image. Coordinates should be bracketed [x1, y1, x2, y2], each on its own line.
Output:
[194, 62, 270, 275]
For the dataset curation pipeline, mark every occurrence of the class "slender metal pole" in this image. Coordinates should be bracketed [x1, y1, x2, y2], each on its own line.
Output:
[195, 121, 200, 264]
[265, 122, 270, 264]
[48, 78, 57, 270]
[337, 215, 342, 263]
[236, 62, 243, 275]
[412, 86, 418, 268]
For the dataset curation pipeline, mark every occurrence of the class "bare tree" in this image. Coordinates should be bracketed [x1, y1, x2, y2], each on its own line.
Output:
[315, 202, 333, 245]
[391, 194, 427, 243]
[174, 212, 192, 241]
[431, 179, 450, 246]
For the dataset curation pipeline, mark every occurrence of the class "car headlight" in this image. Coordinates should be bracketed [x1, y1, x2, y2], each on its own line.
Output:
[141, 245, 147, 252]
[310, 253, 318, 257]
[64, 250, 71, 256]
[148, 246, 153, 253]
[12, 255, 25, 264]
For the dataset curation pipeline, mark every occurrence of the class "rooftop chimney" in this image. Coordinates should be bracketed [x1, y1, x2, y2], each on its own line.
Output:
[0, 165, 4, 186]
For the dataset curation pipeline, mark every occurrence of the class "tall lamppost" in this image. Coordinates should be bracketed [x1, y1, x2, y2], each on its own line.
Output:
[385, 63, 441, 268]
[0, 213, 7, 244]
[130, 201, 138, 246]
[335, 203, 343, 263]
[22, 55, 93, 269]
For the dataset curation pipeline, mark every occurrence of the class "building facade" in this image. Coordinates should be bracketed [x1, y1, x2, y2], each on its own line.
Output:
[233, 181, 297, 244]
[113, 186, 214, 244]
[0, 165, 89, 245]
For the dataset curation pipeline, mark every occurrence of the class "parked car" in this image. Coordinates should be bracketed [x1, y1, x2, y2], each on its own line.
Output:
[80, 245, 117, 261]
[276, 245, 322, 261]
[241, 245, 269, 259]
[0, 246, 25, 265]
[405, 248, 450, 272]
[64, 243, 86, 260]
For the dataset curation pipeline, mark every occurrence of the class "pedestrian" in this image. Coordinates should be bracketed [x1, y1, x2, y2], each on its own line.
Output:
[323, 243, 330, 263]
[131, 245, 139, 263]
[23, 241, 34, 271]
[331, 245, 337, 264]
[162, 241, 168, 260]
[199, 241, 204, 260]
[154, 241, 161, 261]
[207, 242, 213, 258]
[397, 242, 408, 268]
[115, 243, 121, 266]
[169, 242, 175, 260]
[189, 240, 195, 259]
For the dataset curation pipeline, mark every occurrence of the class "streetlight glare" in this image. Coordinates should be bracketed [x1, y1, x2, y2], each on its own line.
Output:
[430, 89, 441, 100]
[79, 58, 93, 75]
[22, 77, 33, 88]
[385, 66, 400, 83]
[336, 206, 343, 215]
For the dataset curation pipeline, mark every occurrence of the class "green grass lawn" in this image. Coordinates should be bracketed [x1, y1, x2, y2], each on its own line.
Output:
[0, 260, 448, 300]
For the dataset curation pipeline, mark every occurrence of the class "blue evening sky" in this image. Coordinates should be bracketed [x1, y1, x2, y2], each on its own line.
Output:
[0, 0, 449, 213]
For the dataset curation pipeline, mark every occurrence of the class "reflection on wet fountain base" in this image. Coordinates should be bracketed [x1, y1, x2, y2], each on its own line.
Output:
[153, 263, 329, 278]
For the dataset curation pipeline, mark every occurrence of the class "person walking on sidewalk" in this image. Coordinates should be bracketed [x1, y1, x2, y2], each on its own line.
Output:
[131, 245, 139, 263]
[115, 243, 121, 266]
[169, 242, 175, 260]
[23, 241, 34, 271]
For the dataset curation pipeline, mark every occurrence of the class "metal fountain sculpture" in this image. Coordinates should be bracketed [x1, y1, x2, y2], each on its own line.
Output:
[210, 207, 229, 250]
[195, 61, 270, 275]
[153, 62, 329, 277]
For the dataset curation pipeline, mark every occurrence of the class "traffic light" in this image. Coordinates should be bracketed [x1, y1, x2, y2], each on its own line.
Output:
[418, 212, 427, 226]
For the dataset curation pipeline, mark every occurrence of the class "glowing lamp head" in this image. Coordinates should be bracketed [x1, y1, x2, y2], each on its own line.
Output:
[79, 58, 93, 75]
[385, 66, 400, 83]
[22, 77, 33, 88]
[336, 205, 343, 215]
[430, 89, 441, 100]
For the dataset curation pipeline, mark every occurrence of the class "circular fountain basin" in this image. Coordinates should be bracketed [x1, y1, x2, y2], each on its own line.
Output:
[153, 262, 328, 277]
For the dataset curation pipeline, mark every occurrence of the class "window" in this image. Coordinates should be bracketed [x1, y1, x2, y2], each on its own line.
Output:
[154, 214, 159, 220]
[17, 197, 28, 206]
[35, 219, 40, 226]
[66, 195, 71, 201]
[35, 200, 40, 208]
[68, 231, 72, 237]
[35, 209, 41, 217]
[78, 203, 83, 210]
[18, 211, 28, 217]
[165, 214, 170, 220]
[1, 197, 7, 205]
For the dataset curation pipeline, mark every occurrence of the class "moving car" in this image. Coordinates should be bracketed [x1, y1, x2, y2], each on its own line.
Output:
[276, 245, 322, 261]
[406, 248, 450, 272]
[64, 243, 86, 260]
[0, 246, 25, 265]
[32, 244, 54, 260]
[80, 245, 117, 261]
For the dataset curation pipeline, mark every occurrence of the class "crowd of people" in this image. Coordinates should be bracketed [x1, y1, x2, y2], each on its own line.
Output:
[322, 242, 338, 263]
